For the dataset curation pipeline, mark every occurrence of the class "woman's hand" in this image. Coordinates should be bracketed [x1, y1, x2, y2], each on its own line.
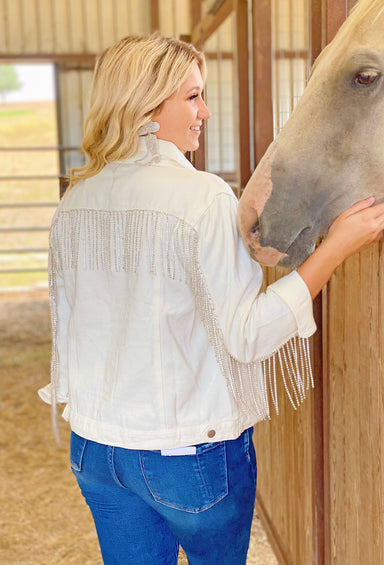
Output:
[297, 197, 384, 299]
[324, 196, 384, 261]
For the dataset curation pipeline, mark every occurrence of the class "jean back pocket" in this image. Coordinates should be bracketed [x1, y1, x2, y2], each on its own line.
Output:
[70, 431, 88, 472]
[139, 441, 228, 513]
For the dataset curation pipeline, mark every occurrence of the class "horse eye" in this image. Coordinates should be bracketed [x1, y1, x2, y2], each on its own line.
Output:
[354, 70, 380, 86]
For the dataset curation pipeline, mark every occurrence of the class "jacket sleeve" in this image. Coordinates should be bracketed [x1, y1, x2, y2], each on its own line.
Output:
[38, 241, 70, 405]
[194, 190, 316, 364]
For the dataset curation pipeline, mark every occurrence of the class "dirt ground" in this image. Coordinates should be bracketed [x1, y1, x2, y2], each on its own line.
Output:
[0, 288, 278, 565]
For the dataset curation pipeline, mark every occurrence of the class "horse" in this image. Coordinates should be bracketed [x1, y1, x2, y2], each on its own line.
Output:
[238, 0, 384, 268]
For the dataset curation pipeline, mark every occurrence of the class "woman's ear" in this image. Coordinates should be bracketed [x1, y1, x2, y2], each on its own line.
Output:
[152, 102, 163, 118]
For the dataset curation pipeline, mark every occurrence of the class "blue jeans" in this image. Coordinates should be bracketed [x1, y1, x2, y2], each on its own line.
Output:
[70, 428, 257, 565]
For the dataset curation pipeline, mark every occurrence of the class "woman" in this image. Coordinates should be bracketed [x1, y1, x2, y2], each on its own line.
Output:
[39, 33, 384, 564]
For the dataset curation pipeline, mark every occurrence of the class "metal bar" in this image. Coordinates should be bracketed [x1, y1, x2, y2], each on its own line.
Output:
[55, 63, 66, 180]
[274, 49, 309, 59]
[0, 268, 47, 274]
[0, 54, 96, 63]
[0, 146, 79, 151]
[2, 201, 56, 208]
[0, 248, 48, 254]
[0, 227, 50, 232]
[0, 175, 58, 181]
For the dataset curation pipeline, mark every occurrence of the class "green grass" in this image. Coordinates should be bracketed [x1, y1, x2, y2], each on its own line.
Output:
[0, 109, 34, 118]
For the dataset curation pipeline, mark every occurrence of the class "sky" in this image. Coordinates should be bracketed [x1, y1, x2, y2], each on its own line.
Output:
[3, 64, 55, 102]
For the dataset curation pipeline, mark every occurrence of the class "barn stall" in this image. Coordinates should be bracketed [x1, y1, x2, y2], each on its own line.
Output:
[0, 1, 383, 564]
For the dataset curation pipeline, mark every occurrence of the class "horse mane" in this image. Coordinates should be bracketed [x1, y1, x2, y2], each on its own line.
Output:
[332, 0, 384, 48]
[310, 0, 384, 76]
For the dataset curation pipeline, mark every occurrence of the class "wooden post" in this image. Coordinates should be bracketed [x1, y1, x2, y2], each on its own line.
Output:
[234, 0, 251, 192]
[191, 0, 233, 48]
[189, 0, 206, 171]
[252, 0, 273, 167]
[322, 3, 357, 564]
[150, 0, 159, 32]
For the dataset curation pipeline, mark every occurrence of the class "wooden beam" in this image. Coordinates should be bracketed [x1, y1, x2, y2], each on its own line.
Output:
[275, 49, 309, 60]
[252, 0, 273, 166]
[190, 0, 202, 29]
[322, 4, 357, 564]
[191, 0, 233, 48]
[150, 0, 160, 33]
[311, 0, 324, 63]
[0, 53, 95, 64]
[190, 1, 205, 170]
[313, 293, 325, 565]
[234, 0, 250, 191]
[309, 4, 326, 565]
[325, 0, 347, 42]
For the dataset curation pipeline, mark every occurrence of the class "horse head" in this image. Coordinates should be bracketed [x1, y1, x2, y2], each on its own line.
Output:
[238, 0, 384, 268]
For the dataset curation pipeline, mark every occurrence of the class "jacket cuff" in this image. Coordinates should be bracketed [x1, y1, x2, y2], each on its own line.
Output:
[268, 270, 316, 338]
[38, 383, 52, 404]
[38, 382, 68, 405]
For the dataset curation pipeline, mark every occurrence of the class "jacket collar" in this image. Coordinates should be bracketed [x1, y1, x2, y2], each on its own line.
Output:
[120, 139, 196, 171]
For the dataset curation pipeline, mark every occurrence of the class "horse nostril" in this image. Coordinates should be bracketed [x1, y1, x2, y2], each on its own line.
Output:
[250, 218, 260, 237]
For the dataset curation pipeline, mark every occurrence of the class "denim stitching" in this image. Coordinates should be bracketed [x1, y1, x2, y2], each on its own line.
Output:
[139, 451, 158, 501]
[70, 433, 88, 472]
[196, 441, 224, 454]
[108, 446, 128, 489]
[243, 428, 251, 463]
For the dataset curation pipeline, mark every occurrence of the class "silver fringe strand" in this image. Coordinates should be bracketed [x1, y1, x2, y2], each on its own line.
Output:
[49, 209, 314, 433]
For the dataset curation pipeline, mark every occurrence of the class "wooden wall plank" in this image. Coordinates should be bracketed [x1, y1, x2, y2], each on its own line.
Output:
[82, 0, 102, 55]
[326, 264, 346, 564]
[0, 0, 151, 56]
[343, 256, 361, 563]
[6, 0, 23, 53]
[379, 243, 384, 565]
[51, 0, 70, 53]
[0, 0, 9, 53]
[326, 244, 384, 564]
[37, 0, 55, 53]
[20, 0, 39, 53]
[357, 250, 374, 565]
[99, 0, 117, 51]
[129, 0, 151, 35]
[68, 0, 86, 52]
[174, 0, 191, 37]
[115, 0, 130, 39]
[158, 0, 175, 37]
[254, 371, 315, 565]
[253, 261, 316, 565]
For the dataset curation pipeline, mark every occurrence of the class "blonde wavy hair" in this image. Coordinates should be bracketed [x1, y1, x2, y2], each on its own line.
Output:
[68, 33, 206, 189]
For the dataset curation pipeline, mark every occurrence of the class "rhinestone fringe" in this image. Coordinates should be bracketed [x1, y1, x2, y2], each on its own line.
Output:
[49, 209, 314, 435]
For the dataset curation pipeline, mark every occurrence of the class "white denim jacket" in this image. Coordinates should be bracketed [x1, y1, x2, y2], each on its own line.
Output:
[39, 139, 316, 449]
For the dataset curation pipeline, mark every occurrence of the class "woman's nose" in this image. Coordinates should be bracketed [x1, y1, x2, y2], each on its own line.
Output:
[198, 100, 211, 120]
